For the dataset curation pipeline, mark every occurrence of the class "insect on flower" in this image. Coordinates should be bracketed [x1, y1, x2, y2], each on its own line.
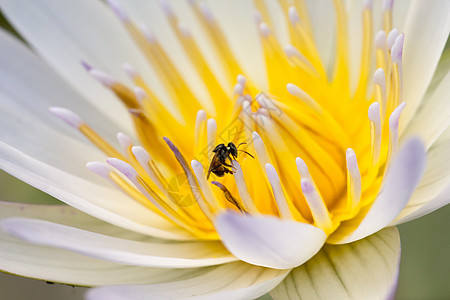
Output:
[206, 142, 254, 179]
[0, 0, 448, 299]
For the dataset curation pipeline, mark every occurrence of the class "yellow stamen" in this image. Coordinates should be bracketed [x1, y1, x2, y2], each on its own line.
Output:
[353, 4, 373, 100]
[79, 124, 126, 161]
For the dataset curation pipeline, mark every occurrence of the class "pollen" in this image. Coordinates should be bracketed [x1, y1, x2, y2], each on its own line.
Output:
[51, 0, 407, 240]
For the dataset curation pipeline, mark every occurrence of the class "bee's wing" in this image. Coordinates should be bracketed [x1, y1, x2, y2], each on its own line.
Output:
[206, 153, 220, 180]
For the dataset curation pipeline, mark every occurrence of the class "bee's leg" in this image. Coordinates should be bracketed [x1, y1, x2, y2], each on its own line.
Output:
[223, 161, 236, 170]
[224, 167, 235, 175]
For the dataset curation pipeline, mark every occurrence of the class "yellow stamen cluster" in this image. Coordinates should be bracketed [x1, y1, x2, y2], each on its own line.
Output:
[52, 0, 406, 240]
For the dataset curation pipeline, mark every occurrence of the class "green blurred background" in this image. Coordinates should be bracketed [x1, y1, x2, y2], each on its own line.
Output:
[0, 7, 449, 300]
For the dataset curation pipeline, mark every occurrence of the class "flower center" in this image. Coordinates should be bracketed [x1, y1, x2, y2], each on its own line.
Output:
[50, 0, 406, 240]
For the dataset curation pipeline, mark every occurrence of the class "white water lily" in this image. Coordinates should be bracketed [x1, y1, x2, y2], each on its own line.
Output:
[0, 0, 449, 299]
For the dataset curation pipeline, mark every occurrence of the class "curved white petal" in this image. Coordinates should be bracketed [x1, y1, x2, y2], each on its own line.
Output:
[0, 201, 152, 239]
[392, 129, 450, 224]
[328, 138, 426, 244]
[0, 29, 129, 180]
[214, 212, 326, 269]
[400, 0, 450, 133]
[0, 141, 195, 241]
[0, 201, 208, 286]
[0, 0, 158, 132]
[271, 227, 401, 300]
[402, 58, 450, 149]
[391, 182, 450, 225]
[394, 128, 450, 223]
[86, 261, 289, 300]
[2, 217, 236, 268]
[0, 28, 124, 137]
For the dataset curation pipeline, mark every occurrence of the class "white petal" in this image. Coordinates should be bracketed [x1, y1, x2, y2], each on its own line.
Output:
[214, 212, 326, 269]
[400, 0, 450, 133]
[118, 0, 218, 104]
[0, 142, 195, 241]
[0, 28, 122, 135]
[86, 261, 289, 300]
[402, 58, 450, 149]
[0, 27, 126, 133]
[2, 217, 236, 268]
[0, 28, 136, 185]
[306, 0, 336, 74]
[0, 0, 157, 132]
[329, 138, 426, 244]
[271, 227, 401, 300]
[394, 128, 450, 223]
[0, 200, 152, 239]
[391, 182, 450, 225]
[202, 0, 266, 87]
[0, 201, 206, 286]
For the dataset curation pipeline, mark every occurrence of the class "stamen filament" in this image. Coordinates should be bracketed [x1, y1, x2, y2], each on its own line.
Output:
[331, 0, 350, 93]
[390, 34, 404, 112]
[86, 161, 166, 217]
[383, 0, 394, 33]
[286, 83, 350, 146]
[191, 160, 222, 212]
[258, 22, 294, 94]
[252, 131, 273, 169]
[374, 30, 388, 71]
[254, 0, 272, 27]
[286, 6, 326, 77]
[284, 44, 321, 78]
[232, 160, 259, 214]
[387, 28, 399, 52]
[354, 0, 373, 100]
[300, 178, 333, 231]
[265, 163, 294, 220]
[116, 132, 133, 155]
[368, 102, 382, 167]
[373, 68, 387, 119]
[389, 102, 406, 156]
[106, 158, 191, 229]
[158, 0, 230, 113]
[195, 110, 207, 155]
[346, 148, 362, 211]
[49, 107, 127, 161]
[164, 137, 214, 221]
[187, 1, 250, 89]
[207, 118, 217, 163]
[131, 146, 166, 193]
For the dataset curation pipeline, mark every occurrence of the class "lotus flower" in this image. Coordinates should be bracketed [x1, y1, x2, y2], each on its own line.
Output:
[0, 0, 449, 299]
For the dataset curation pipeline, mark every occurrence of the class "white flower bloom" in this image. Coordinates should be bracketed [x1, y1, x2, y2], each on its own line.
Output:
[0, 0, 448, 299]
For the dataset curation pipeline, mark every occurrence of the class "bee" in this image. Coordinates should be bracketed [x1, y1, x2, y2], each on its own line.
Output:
[206, 142, 254, 180]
